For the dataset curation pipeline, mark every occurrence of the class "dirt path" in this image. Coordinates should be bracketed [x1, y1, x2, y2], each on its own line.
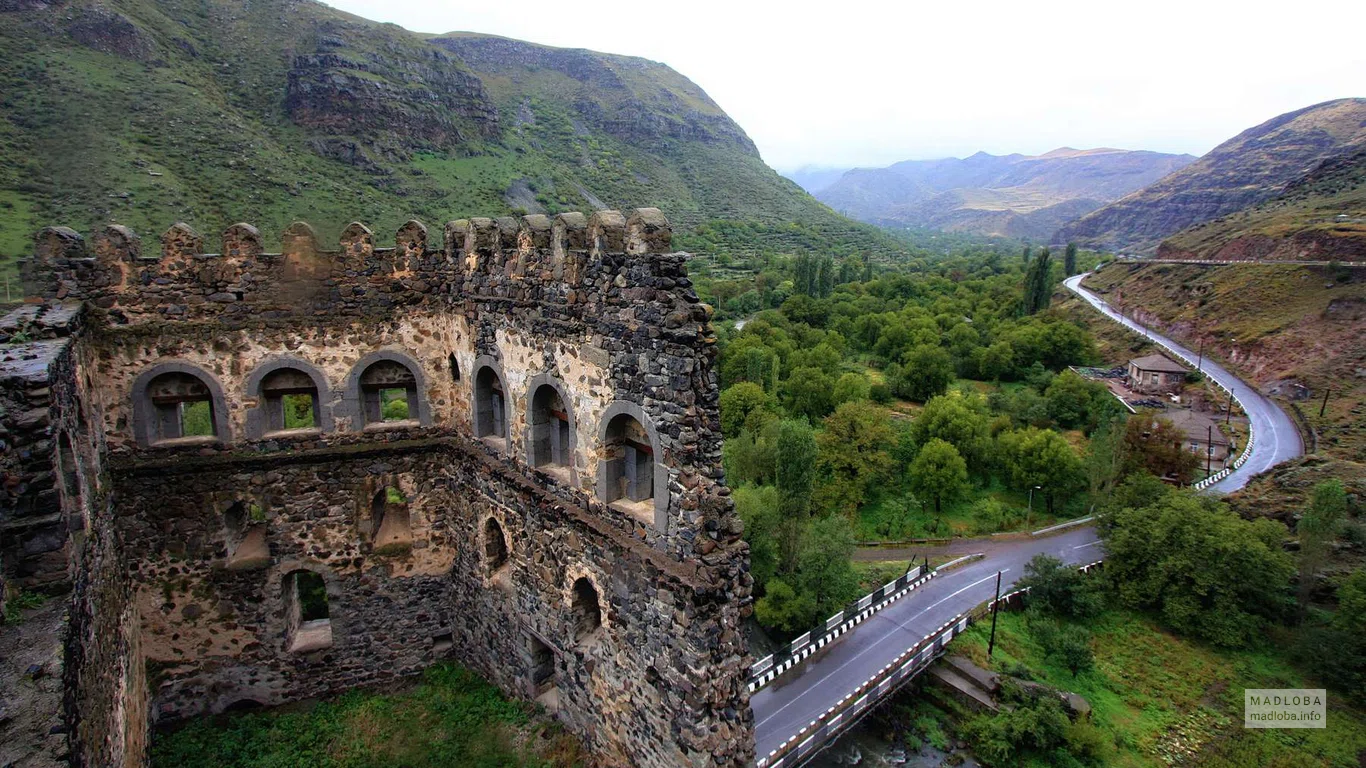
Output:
[0, 598, 68, 768]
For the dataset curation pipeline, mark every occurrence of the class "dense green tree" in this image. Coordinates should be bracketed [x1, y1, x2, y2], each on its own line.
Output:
[1017, 554, 1102, 619]
[1102, 484, 1293, 646]
[1297, 479, 1347, 618]
[978, 340, 1016, 382]
[775, 419, 819, 571]
[1082, 418, 1127, 510]
[832, 372, 872, 404]
[908, 439, 969, 516]
[722, 419, 779, 486]
[720, 337, 780, 391]
[1044, 370, 1109, 430]
[719, 382, 776, 436]
[815, 402, 897, 516]
[754, 515, 860, 633]
[753, 578, 816, 633]
[888, 345, 955, 402]
[1121, 416, 1199, 485]
[911, 391, 992, 475]
[1021, 247, 1054, 315]
[1063, 242, 1078, 277]
[782, 366, 837, 422]
[734, 485, 780, 590]
[998, 427, 1084, 515]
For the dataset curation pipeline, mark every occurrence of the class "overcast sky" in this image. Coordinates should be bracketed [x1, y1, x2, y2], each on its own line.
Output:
[324, 0, 1365, 171]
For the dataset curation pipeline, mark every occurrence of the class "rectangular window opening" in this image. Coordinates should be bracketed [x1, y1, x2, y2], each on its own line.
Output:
[179, 399, 215, 437]
[281, 393, 317, 430]
[379, 388, 410, 422]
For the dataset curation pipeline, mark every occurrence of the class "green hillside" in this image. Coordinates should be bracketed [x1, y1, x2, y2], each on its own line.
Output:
[0, 0, 910, 270]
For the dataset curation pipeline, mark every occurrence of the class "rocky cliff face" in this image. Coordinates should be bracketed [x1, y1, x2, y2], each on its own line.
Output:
[431, 34, 758, 153]
[1057, 98, 1366, 253]
[818, 148, 1194, 238]
[285, 33, 499, 152]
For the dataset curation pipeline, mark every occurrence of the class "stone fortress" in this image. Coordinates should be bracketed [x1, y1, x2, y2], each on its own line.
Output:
[0, 209, 754, 767]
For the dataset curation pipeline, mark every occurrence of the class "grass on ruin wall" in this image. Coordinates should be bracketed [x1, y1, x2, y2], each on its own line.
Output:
[905, 609, 1366, 768]
[150, 664, 585, 768]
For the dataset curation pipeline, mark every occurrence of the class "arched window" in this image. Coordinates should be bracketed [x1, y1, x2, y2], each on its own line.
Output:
[146, 371, 218, 442]
[223, 500, 268, 570]
[370, 487, 412, 554]
[285, 570, 331, 653]
[473, 366, 508, 443]
[484, 516, 509, 574]
[360, 360, 417, 425]
[570, 576, 602, 643]
[260, 368, 320, 433]
[602, 413, 654, 507]
[528, 383, 572, 475]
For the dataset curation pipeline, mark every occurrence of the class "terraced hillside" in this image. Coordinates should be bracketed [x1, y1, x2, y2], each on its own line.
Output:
[0, 0, 910, 269]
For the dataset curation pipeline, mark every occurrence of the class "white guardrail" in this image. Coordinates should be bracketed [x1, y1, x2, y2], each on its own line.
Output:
[1077, 285, 1256, 493]
[754, 559, 1105, 768]
[748, 563, 934, 692]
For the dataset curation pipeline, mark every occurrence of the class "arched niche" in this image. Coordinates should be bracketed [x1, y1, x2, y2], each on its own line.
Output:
[130, 361, 231, 447]
[341, 350, 432, 430]
[471, 355, 510, 447]
[243, 357, 333, 439]
[596, 401, 669, 530]
[524, 373, 577, 485]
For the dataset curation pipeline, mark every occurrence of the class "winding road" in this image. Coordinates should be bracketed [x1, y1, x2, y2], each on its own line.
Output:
[1063, 273, 1303, 492]
[750, 526, 1101, 760]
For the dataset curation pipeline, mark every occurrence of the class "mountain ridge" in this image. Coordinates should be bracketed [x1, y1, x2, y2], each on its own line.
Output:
[1056, 97, 1366, 253]
[0, 0, 912, 265]
[815, 147, 1196, 239]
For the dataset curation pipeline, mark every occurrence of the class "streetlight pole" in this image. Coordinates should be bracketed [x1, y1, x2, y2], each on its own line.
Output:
[988, 570, 1003, 658]
[1027, 485, 1041, 524]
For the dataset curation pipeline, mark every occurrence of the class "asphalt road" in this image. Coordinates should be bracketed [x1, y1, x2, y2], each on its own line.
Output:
[1063, 273, 1303, 492]
[750, 526, 1101, 759]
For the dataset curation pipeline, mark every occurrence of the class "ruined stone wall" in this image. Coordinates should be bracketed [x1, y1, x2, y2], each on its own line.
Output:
[0, 302, 147, 768]
[24, 208, 753, 767]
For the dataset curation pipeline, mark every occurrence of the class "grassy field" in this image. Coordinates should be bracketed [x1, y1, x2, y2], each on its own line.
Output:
[876, 609, 1366, 768]
[150, 664, 584, 768]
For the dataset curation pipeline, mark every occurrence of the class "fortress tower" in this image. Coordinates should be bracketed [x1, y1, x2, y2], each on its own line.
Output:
[0, 210, 754, 767]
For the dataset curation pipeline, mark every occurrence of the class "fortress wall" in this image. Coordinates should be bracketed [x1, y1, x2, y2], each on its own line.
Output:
[12, 208, 753, 766]
[112, 436, 748, 767]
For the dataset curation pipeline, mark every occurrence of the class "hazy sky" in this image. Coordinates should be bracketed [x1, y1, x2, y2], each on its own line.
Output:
[325, 0, 1365, 171]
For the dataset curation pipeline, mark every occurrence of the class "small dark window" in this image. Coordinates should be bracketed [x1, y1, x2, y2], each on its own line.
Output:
[260, 368, 319, 433]
[286, 570, 331, 652]
[527, 633, 558, 703]
[370, 487, 412, 554]
[360, 360, 418, 425]
[448, 354, 461, 381]
[147, 371, 217, 441]
[570, 577, 602, 643]
[223, 500, 268, 569]
[484, 516, 508, 573]
[603, 414, 654, 506]
[474, 367, 507, 441]
[529, 385, 571, 471]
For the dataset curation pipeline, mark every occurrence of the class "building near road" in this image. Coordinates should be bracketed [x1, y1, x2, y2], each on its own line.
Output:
[1127, 353, 1189, 394]
[1163, 409, 1232, 471]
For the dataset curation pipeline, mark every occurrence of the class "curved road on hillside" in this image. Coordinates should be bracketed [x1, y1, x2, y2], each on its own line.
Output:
[750, 526, 1101, 760]
[1064, 273, 1303, 492]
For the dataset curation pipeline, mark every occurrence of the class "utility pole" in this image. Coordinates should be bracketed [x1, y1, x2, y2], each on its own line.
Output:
[1319, 388, 1331, 418]
[1206, 425, 1213, 476]
[1197, 339, 1204, 373]
[1226, 389, 1234, 426]
[988, 570, 1002, 658]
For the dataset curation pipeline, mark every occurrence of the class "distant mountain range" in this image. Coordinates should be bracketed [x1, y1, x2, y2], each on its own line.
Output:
[803, 148, 1196, 240]
[1059, 98, 1366, 256]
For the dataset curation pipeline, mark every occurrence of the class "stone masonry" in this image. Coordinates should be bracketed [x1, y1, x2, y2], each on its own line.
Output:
[0, 209, 754, 767]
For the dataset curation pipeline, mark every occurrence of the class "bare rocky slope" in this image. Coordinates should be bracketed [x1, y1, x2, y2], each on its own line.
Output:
[1056, 98, 1366, 254]
[815, 147, 1195, 238]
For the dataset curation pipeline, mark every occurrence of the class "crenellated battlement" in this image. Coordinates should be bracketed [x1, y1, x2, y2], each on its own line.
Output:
[22, 208, 680, 323]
